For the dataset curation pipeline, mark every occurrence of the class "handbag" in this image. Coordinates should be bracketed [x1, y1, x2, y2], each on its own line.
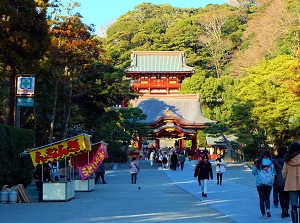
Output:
[220, 165, 226, 173]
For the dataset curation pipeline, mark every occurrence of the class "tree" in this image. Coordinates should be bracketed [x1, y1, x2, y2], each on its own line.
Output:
[196, 4, 246, 78]
[233, 55, 300, 147]
[0, 0, 50, 125]
[89, 108, 150, 162]
[40, 1, 103, 142]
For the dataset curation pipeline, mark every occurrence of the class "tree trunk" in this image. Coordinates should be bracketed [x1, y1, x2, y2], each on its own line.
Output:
[62, 73, 73, 139]
[49, 77, 58, 144]
[62, 87, 72, 139]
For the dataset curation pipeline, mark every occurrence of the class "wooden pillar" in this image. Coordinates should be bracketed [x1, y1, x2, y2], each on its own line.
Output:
[155, 138, 159, 149]
[192, 133, 197, 151]
[138, 136, 142, 149]
[180, 138, 185, 152]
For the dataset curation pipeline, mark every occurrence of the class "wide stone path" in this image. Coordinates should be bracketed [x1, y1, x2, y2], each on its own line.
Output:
[0, 160, 292, 223]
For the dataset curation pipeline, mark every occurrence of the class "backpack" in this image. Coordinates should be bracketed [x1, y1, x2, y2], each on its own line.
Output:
[258, 164, 274, 186]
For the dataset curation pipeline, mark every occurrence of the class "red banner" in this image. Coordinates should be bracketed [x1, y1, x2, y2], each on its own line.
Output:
[78, 142, 108, 180]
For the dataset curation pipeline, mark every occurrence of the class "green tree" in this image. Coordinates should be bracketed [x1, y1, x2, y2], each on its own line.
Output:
[233, 55, 300, 147]
[90, 108, 150, 162]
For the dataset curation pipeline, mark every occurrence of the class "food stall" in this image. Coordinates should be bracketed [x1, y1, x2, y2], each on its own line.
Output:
[74, 141, 108, 192]
[23, 134, 92, 202]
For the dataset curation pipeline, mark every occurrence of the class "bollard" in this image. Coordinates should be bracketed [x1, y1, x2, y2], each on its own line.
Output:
[9, 187, 18, 203]
[1, 188, 9, 203]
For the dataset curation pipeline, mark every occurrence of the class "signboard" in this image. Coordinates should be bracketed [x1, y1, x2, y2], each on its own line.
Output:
[17, 97, 34, 107]
[78, 142, 108, 180]
[17, 76, 35, 95]
[30, 134, 92, 166]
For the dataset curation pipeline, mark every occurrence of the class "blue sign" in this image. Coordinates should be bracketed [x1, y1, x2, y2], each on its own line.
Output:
[17, 97, 34, 107]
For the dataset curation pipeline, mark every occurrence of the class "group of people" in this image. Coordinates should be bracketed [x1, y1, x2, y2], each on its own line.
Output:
[149, 149, 187, 171]
[252, 142, 300, 222]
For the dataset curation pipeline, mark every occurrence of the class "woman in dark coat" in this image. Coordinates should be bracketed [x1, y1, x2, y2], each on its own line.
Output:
[198, 155, 213, 197]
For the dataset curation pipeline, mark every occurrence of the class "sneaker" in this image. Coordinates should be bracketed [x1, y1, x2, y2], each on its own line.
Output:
[202, 192, 204, 197]
[266, 210, 271, 218]
[203, 194, 207, 197]
[285, 211, 290, 217]
[260, 214, 266, 219]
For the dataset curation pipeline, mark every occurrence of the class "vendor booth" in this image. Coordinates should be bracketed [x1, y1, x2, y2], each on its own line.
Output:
[23, 134, 92, 202]
[74, 141, 108, 192]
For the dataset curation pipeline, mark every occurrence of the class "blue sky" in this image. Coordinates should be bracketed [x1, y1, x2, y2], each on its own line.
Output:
[72, 0, 226, 34]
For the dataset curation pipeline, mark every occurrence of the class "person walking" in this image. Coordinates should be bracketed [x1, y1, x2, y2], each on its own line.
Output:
[194, 156, 203, 185]
[144, 148, 149, 162]
[282, 142, 300, 223]
[273, 146, 290, 218]
[198, 155, 213, 197]
[171, 152, 179, 171]
[129, 157, 140, 184]
[196, 148, 201, 158]
[215, 154, 225, 185]
[162, 152, 168, 169]
[179, 152, 186, 170]
[149, 150, 155, 166]
[252, 150, 276, 219]
[95, 162, 107, 184]
[158, 152, 163, 170]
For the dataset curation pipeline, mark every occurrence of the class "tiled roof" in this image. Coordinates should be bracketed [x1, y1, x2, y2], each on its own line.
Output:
[126, 51, 194, 73]
[131, 94, 215, 126]
[206, 135, 237, 147]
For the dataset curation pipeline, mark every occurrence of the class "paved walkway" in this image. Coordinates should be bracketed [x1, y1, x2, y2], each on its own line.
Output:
[163, 160, 292, 223]
[0, 160, 293, 223]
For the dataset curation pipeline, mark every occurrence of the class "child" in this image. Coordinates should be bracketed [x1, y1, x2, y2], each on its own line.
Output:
[129, 157, 140, 184]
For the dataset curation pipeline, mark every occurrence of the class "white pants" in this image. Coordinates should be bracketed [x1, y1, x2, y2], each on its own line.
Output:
[200, 179, 208, 194]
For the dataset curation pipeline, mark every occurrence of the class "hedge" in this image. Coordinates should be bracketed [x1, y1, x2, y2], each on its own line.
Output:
[0, 124, 34, 189]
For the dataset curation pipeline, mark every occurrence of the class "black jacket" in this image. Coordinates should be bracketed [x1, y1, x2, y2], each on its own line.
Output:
[272, 157, 285, 187]
[198, 161, 213, 180]
[33, 166, 51, 182]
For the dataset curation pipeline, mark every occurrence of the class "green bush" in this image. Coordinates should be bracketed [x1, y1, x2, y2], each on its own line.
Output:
[0, 125, 34, 189]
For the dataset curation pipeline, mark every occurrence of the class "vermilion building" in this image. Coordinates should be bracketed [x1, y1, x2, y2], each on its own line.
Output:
[125, 51, 215, 152]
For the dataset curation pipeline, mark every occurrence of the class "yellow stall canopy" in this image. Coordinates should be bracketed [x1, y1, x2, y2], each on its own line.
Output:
[28, 134, 91, 166]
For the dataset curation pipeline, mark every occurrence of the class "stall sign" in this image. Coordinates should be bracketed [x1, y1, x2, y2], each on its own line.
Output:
[30, 135, 91, 166]
[78, 142, 108, 180]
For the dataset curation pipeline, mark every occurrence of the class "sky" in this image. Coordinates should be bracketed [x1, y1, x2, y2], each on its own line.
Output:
[71, 0, 227, 35]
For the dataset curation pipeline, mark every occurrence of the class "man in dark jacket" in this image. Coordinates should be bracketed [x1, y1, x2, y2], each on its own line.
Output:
[273, 146, 290, 218]
[171, 152, 179, 171]
[199, 155, 213, 197]
[95, 163, 107, 184]
[33, 164, 51, 202]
